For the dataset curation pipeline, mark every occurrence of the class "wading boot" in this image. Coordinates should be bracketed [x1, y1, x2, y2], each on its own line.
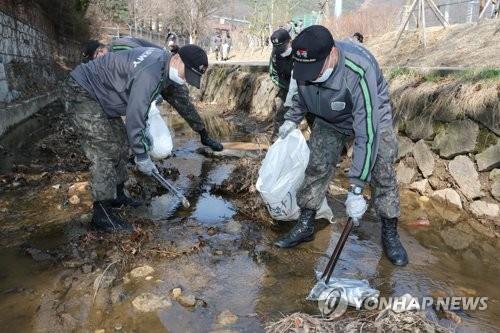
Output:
[381, 217, 408, 266]
[199, 129, 223, 151]
[110, 183, 142, 208]
[274, 209, 316, 248]
[90, 201, 133, 232]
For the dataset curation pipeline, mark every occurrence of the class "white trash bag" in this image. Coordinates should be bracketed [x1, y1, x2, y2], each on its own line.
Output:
[255, 129, 333, 221]
[146, 101, 173, 160]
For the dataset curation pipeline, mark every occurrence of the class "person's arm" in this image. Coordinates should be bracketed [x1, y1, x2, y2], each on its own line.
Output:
[111, 37, 162, 52]
[283, 83, 307, 124]
[126, 71, 163, 156]
[346, 60, 380, 187]
[283, 71, 297, 108]
[161, 83, 205, 133]
[269, 55, 286, 89]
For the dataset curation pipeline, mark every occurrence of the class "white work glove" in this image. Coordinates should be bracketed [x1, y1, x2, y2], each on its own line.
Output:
[135, 154, 158, 176]
[278, 120, 297, 139]
[345, 192, 367, 226]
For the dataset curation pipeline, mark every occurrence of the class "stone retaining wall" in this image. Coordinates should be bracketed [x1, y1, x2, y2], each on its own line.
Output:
[0, 3, 80, 136]
[200, 64, 500, 223]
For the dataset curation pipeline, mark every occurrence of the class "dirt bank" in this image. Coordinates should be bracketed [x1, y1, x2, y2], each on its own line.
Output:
[366, 20, 500, 68]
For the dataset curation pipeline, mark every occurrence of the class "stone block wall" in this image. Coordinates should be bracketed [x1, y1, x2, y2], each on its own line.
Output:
[0, 3, 80, 135]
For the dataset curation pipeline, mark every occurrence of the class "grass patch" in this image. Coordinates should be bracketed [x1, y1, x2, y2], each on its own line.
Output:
[387, 67, 417, 80]
[475, 126, 498, 153]
[455, 68, 500, 82]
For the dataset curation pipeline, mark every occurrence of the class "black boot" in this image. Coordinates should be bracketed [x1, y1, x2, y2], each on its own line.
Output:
[274, 209, 316, 248]
[381, 217, 408, 266]
[110, 183, 142, 208]
[199, 129, 223, 151]
[90, 201, 133, 232]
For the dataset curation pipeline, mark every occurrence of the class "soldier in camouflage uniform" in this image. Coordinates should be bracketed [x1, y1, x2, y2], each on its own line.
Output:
[65, 45, 221, 231]
[275, 26, 408, 267]
[81, 37, 209, 136]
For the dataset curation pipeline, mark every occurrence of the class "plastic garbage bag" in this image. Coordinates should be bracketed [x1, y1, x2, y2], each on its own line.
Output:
[255, 129, 333, 221]
[146, 101, 173, 160]
[307, 272, 379, 316]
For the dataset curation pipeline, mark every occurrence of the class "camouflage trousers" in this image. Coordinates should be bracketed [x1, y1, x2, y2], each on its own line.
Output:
[62, 77, 128, 201]
[297, 118, 400, 219]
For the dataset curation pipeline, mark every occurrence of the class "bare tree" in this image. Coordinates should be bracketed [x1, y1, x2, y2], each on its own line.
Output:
[168, 0, 223, 43]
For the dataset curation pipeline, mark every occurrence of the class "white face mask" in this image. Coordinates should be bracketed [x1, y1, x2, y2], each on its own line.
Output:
[312, 67, 333, 83]
[280, 47, 292, 57]
[169, 66, 186, 85]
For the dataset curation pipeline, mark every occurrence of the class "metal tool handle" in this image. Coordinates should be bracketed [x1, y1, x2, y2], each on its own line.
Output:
[152, 170, 190, 208]
[321, 218, 354, 284]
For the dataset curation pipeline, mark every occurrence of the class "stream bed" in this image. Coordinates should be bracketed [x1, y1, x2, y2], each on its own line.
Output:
[0, 102, 498, 332]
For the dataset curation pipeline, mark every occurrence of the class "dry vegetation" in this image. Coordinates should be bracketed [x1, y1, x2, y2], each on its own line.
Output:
[214, 157, 274, 226]
[266, 310, 452, 333]
[367, 20, 500, 68]
[323, 4, 400, 40]
[388, 68, 500, 130]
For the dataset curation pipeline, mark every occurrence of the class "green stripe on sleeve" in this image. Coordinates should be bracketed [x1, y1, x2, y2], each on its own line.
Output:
[345, 58, 374, 181]
[111, 45, 133, 51]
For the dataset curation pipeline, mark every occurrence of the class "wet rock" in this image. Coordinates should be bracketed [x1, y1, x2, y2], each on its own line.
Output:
[129, 265, 154, 278]
[396, 162, 415, 184]
[132, 293, 171, 312]
[405, 118, 434, 141]
[69, 195, 80, 205]
[475, 141, 500, 171]
[68, 181, 89, 196]
[397, 136, 414, 161]
[82, 264, 92, 274]
[216, 309, 238, 326]
[433, 119, 478, 159]
[432, 189, 462, 209]
[469, 201, 499, 219]
[491, 181, 500, 201]
[409, 179, 429, 194]
[489, 169, 500, 181]
[178, 294, 196, 307]
[413, 140, 434, 178]
[440, 227, 473, 250]
[24, 247, 53, 262]
[448, 155, 482, 200]
[171, 287, 182, 299]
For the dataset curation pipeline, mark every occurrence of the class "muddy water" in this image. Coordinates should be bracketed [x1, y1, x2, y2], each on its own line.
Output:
[0, 103, 499, 332]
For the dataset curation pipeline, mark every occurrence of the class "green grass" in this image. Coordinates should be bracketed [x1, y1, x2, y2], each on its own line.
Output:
[386, 67, 500, 83]
[475, 126, 498, 153]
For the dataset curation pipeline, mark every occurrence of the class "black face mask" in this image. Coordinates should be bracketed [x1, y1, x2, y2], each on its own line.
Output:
[273, 43, 289, 56]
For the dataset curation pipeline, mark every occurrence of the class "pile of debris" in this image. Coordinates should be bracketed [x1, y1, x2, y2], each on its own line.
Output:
[266, 310, 452, 333]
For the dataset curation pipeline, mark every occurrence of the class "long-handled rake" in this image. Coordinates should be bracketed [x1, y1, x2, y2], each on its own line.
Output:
[151, 170, 190, 208]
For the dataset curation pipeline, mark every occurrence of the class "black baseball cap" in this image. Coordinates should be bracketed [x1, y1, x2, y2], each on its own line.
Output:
[271, 29, 291, 54]
[82, 40, 103, 61]
[292, 25, 335, 81]
[178, 44, 208, 89]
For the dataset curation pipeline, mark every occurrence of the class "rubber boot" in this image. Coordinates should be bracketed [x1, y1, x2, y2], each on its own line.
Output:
[90, 201, 132, 232]
[274, 209, 316, 248]
[110, 183, 142, 208]
[199, 129, 223, 151]
[381, 217, 408, 266]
